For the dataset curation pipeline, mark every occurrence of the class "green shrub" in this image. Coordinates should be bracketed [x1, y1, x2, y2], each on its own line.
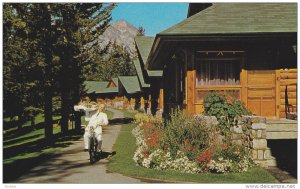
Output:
[204, 93, 251, 136]
[159, 109, 218, 160]
[132, 106, 254, 174]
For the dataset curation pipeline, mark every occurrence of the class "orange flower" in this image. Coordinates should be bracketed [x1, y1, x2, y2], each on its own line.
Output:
[234, 149, 240, 155]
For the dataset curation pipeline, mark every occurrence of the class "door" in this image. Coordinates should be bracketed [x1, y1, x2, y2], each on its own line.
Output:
[163, 58, 185, 115]
[247, 70, 276, 118]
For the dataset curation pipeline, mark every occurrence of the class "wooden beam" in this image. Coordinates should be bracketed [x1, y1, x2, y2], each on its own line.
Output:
[241, 69, 248, 107]
[187, 70, 195, 115]
[275, 70, 281, 119]
[186, 49, 195, 115]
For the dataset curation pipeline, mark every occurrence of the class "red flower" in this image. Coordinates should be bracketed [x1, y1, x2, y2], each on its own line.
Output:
[142, 123, 160, 149]
[197, 148, 214, 170]
[222, 144, 229, 151]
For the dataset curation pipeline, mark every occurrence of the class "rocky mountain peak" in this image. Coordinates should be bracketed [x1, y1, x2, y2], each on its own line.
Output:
[96, 20, 139, 56]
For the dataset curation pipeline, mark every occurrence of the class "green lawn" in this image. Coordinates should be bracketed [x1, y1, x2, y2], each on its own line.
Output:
[107, 110, 278, 183]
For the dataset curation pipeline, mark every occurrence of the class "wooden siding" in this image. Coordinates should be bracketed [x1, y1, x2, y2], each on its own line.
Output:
[107, 81, 117, 88]
[278, 69, 297, 118]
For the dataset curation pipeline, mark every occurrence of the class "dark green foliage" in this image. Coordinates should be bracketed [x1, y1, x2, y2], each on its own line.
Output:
[3, 3, 115, 135]
[84, 42, 136, 81]
[3, 4, 45, 123]
[204, 93, 251, 135]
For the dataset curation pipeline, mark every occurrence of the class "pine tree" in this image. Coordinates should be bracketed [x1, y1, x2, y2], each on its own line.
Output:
[3, 3, 116, 137]
[137, 26, 145, 36]
[3, 4, 46, 130]
[54, 3, 115, 133]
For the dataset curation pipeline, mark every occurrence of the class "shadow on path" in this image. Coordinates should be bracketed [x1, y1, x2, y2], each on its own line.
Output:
[109, 118, 133, 125]
[3, 131, 82, 183]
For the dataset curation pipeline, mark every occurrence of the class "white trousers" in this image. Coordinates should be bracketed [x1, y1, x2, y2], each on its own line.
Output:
[83, 125, 102, 151]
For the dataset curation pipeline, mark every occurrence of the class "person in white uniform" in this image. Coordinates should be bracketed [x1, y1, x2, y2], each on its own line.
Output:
[83, 103, 108, 152]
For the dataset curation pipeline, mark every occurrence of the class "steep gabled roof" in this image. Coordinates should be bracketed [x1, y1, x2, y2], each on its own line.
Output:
[135, 36, 155, 64]
[112, 78, 118, 86]
[118, 76, 141, 94]
[84, 80, 118, 94]
[135, 36, 163, 77]
[133, 59, 150, 88]
[106, 77, 118, 88]
[160, 3, 297, 35]
[84, 81, 108, 94]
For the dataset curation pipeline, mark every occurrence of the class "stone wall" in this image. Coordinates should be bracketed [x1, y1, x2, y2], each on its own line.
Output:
[231, 116, 269, 167]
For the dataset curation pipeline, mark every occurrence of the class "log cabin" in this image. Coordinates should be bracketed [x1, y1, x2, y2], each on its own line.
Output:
[146, 3, 297, 119]
[84, 80, 119, 100]
[118, 76, 142, 109]
[134, 36, 164, 114]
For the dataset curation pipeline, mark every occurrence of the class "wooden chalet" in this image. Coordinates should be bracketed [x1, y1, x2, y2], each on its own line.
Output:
[134, 36, 164, 114]
[84, 78, 119, 100]
[118, 76, 142, 109]
[146, 3, 297, 119]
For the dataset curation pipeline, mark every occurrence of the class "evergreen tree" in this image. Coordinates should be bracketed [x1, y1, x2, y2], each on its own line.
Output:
[137, 26, 145, 36]
[3, 4, 46, 130]
[83, 42, 136, 81]
[3, 3, 115, 136]
[54, 3, 115, 133]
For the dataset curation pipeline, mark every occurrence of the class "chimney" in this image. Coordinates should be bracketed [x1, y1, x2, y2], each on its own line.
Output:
[187, 3, 212, 18]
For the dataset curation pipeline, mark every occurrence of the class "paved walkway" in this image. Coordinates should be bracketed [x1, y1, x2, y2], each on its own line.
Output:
[14, 109, 143, 183]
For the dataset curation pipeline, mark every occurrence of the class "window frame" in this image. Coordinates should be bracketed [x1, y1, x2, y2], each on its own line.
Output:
[194, 55, 243, 103]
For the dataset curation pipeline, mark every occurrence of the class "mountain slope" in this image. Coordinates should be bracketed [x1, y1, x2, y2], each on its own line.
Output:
[98, 20, 139, 56]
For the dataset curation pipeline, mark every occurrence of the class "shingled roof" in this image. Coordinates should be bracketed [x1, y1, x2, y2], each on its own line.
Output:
[118, 76, 141, 94]
[135, 36, 154, 64]
[84, 81, 118, 94]
[160, 3, 297, 35]
[135, 36, 163, 77]
[147, 3, 297, 70]
[133, 59, 150, 88]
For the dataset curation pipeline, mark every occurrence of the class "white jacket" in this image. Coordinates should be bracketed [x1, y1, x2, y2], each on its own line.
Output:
[88, 111, 108, 129]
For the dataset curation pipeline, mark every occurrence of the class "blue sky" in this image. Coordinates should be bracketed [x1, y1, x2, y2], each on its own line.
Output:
[111, 3, 189, 36]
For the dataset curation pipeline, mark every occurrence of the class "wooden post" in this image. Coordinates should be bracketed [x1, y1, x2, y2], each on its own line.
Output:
[186, 49, 195, 115]
[241, 69, 248, 107]
[159, 88, 164, 109]
[275, 69, 281, 119]
[186, 70, 195, 114]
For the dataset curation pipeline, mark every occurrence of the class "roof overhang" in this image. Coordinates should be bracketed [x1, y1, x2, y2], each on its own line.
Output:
[146, 32, 297, 70]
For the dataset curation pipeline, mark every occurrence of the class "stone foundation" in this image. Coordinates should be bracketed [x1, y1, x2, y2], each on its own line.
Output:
[231, 116, 269, 167]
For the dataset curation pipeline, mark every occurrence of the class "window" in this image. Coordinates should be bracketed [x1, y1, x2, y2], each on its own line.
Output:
[196, 59, 241, 86]
[196, 89, 241, 102]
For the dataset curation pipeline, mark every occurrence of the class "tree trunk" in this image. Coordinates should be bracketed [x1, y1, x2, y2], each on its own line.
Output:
[74, 60, 81, 133]
[43, 4, 54, 141]
[17, 113, 24, 130]
[44, 89, 53, 139]
[60, 90, 69, 134]
[31, 116, 36, 129]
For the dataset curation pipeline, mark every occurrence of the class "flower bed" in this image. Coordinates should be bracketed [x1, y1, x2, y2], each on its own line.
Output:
[132, 109, 253, 174]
